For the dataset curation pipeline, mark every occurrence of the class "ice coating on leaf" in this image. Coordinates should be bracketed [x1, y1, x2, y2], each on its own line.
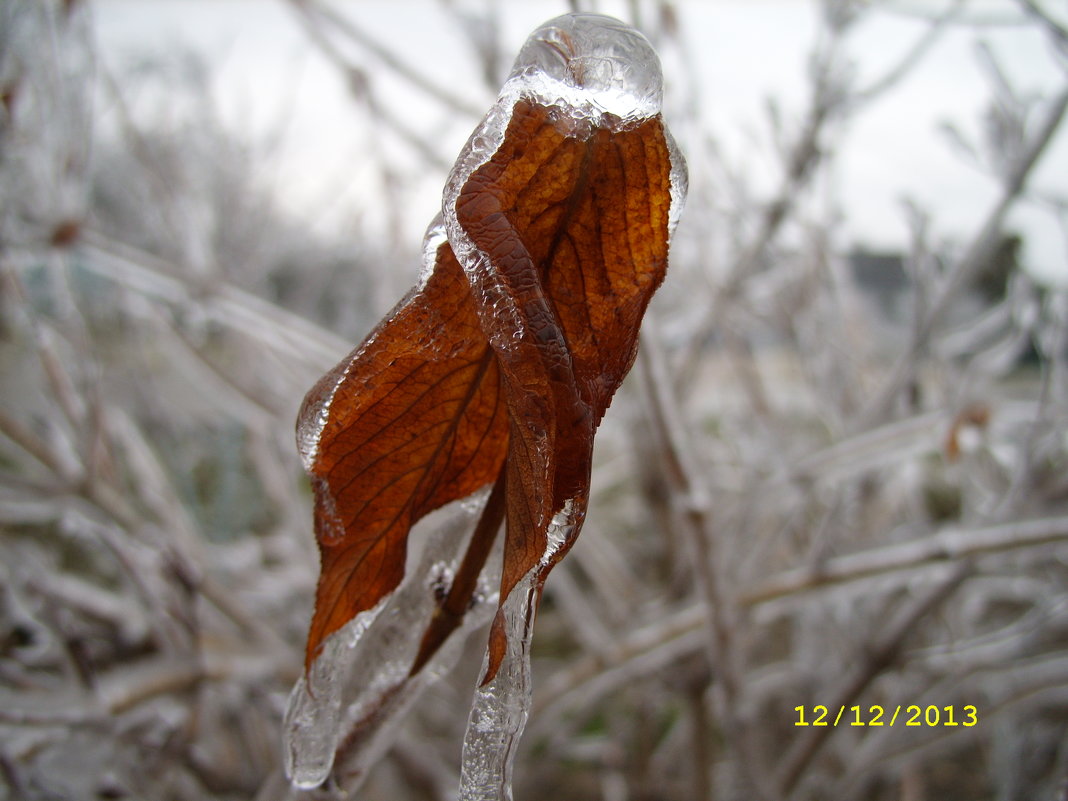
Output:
[295, 393, 332, 472]
[543, 498, 578, 564]
[445, 18, 678, 793]
[328, 556, 501, 787]
[295, 346, 363, 474]
[458, 498, 580, 799]
[285, 500, 501, 792]
[307, 476, 344, 543]
[297, 214, 454, 469]
[282, 601, 387, 788]
[416, 213, 450, 291]
[442, 13, 669, 356]
[666, 127, 689, 237]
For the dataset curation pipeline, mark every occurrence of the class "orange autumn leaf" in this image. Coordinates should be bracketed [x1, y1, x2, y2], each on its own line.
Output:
[297, 16, 684, 683]
[297, 240, 507, 671]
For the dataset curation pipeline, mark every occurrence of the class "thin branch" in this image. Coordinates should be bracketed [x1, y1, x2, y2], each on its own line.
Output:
[533, 514, 1068, 727]
[0, 407, 69, 478]
[636, 326, 776, 801]
[288, 1, 452, 172]
[289, 0, 486, 119]
[857, 84, 1068, 426]
[0, 706, 101, 727]
[77, 230, 350, 369]
[740, 515, 1068, 606]
[1015, 0, 1068, 51]
[852, 0, 965, 105]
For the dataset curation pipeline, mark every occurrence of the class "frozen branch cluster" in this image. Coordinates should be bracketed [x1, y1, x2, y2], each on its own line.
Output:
[2, 1, 1067, 800]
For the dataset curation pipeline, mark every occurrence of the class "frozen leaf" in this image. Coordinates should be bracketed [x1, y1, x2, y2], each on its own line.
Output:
[288, 10, 685, 792]
[295, 221, 508, 673]
[445, 10, 685, 683]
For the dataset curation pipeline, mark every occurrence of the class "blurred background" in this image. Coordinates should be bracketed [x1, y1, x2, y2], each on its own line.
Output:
[1, 1, 1067, 799]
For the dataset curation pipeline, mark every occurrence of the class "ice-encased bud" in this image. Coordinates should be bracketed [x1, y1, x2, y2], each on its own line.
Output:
[508, 13, 663, 122]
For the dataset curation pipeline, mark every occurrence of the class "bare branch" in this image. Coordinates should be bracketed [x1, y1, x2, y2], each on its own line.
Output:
[287, 0, 486, 119]
[858, 83, 1068, 426]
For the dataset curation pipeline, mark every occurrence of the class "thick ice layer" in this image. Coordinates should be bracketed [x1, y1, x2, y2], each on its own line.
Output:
[443, 14, 670, 355]
[284, 496, 499, 791]
[508, 13, 664, 123]
[282, 601, 386, 788]
[295, 393, 331, 472]
[544, 499, 578, 564]
[416, 213, 450, 291]
[666, 127, 689, 237]
[445, 12, 666, 222]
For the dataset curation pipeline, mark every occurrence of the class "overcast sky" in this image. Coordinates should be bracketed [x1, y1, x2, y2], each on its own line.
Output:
[92, 0, 1068, 287]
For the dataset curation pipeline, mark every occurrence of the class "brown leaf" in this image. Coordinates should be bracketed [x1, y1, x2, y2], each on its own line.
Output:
[453, 99, 673, 680]
[298, 99, 675, 680]
[298, 241, 508, 669]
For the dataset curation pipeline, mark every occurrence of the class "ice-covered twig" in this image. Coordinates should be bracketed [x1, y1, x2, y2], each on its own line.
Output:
[288, 0, 487, 119]
[78, 230, 350, 371]
[636, 324, 775, 800]
[530, 512, 1068, 737]
[675, 0, 964, 396]
[857, 83, 1068, 426]
[1015, 0, 1068, 51]
[742, 514, 1068, 606]
[287, 1, 452, 173]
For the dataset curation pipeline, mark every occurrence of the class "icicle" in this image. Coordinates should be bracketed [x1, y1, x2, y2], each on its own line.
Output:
[458, 504, 577, 801]
[458, 571, 539, 801]
[283, 676, 340, 788]
[450, 13, 670, 799]
[282, 602, 386, 788]
[325, 535, 500, 786]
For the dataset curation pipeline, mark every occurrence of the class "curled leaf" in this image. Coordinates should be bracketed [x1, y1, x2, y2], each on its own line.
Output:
[449, 97, 677, 679]
[296, 9, 685, 696]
